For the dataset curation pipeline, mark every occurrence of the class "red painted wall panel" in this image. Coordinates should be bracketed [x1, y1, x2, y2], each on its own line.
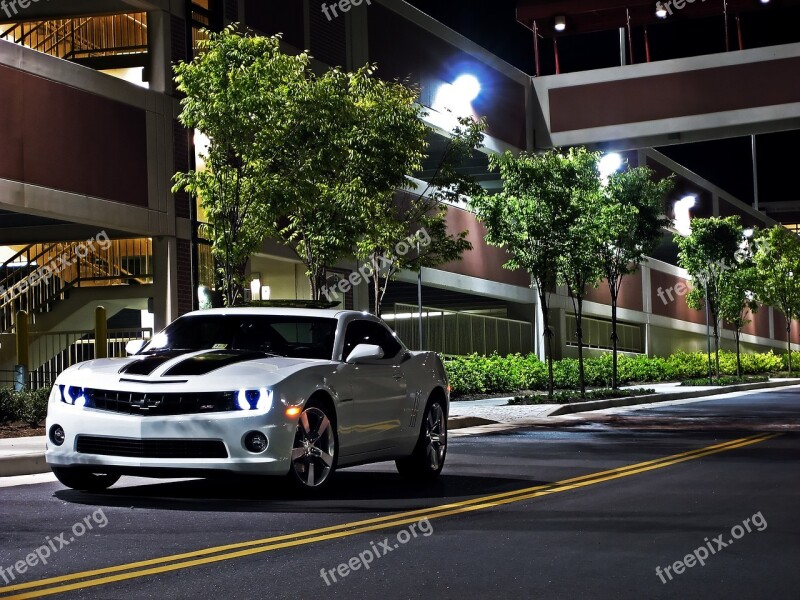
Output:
[584, 270, 643, 312]
[649, 269, 706, 325]
[0, 64, 148, 207]
[438, 205, 531, 287]
[549, 57, 800, 133]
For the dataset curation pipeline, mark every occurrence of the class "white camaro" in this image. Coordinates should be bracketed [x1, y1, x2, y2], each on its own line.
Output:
[45, 308, 449, 492]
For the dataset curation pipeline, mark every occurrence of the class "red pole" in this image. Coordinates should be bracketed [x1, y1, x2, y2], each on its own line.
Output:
[644, 25, 651, 62]
[626, 9, 634, 64]
[736, 14, 744, 50]
[533, 20, 540, 77]
[554, 37, 560, 74]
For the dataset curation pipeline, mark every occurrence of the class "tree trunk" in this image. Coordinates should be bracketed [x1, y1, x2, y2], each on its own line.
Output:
[610, 287, 619, 389]
[373, 259, 382, 317]
[787, 324, 793, 374]
[576, 296, 586, 398]
[713, 320, 720, 380]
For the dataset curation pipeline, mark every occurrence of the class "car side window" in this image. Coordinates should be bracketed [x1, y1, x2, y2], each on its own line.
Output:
[342, 320, 402, 362]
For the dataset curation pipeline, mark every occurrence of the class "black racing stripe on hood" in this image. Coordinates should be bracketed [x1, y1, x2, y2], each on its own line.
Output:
[119, 352, 185, 376]
[162, 350, 270, 376]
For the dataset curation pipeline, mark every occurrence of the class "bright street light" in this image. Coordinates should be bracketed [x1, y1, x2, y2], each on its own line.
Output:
[674, 195, 696, 237]
[599, 153, 623, 181]
[452, 74, 481, 102]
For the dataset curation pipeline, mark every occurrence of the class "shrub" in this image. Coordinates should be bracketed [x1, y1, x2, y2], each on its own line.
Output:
[510, 387, 656, 405]
[16, 389, 50, 427]
[0, 389, 22, 425]
[0, 388, 50, 427]
[444, 350, 782, 397]
[680, 375, 768, 387]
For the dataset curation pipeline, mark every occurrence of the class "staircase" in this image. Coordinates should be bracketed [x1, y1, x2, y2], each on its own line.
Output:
[0, 239, 154, 387]
[0, 239, 152, 333]
[0, 13, 148, 62]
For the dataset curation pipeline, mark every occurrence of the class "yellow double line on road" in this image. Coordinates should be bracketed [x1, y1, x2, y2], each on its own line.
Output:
[0, 432, 780, 599]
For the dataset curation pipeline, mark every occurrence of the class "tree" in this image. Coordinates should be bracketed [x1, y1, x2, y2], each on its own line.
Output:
[172, 28, 308, 306]
[718, 263, 759, 377]
[557, 148, 604, 397]
[472, 148, 583, 398]
[357, 117, 485, 317]
[675, 216, 744, 379]
[598, 167, 673, 388]
[752, 226, 800, 373]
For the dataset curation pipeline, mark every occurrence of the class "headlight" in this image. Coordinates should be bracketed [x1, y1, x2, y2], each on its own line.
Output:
[59, 385, 88, 407]
[235, 388, 273, 412]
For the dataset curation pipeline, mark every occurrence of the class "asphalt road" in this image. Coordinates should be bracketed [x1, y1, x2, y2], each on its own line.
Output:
[1, 388, 799, 600]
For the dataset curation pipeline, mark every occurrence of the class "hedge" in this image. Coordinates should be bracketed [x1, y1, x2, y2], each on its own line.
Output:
[445, 350, 786, 397]
[0, 388, 50, 427]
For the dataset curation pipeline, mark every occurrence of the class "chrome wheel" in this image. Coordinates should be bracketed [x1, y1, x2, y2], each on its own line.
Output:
[396, 396, 448, 480]
[290, 405, 336, 489]
[425, 402, 447, 471]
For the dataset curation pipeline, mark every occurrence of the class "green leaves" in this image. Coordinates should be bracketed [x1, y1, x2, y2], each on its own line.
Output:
[172, 28, 462, 305]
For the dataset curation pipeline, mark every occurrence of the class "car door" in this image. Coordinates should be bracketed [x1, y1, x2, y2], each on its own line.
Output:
[336, 319, 407, 458]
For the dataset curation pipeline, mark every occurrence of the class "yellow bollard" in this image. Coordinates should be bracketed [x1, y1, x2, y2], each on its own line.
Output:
[95, 306, 107, 359]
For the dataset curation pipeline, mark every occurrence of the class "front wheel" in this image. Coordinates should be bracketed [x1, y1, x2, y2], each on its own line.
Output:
[288, 401, 338, 492]
[396, 398, 447, 481]
[51, 467, 120, 491]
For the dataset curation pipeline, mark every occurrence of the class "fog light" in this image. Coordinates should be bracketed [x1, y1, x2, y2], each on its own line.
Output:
[50, 425, 65, 446]
[244, 431, 268, 453]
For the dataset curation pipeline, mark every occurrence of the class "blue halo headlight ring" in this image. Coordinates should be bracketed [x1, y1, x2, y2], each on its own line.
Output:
[236, 388, 273, 411]
[61, 385, 87, 407]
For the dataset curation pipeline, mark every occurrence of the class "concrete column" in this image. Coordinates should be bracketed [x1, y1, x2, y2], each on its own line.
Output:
[146, 9, 174, 95]
[153, 236, 179, 331]
[641, 264, 653, 356]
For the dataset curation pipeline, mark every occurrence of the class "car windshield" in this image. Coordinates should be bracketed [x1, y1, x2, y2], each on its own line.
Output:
[140, 314, 338, 360]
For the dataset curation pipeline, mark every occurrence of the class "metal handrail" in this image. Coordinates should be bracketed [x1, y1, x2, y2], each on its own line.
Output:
[0, 239, 153, 333]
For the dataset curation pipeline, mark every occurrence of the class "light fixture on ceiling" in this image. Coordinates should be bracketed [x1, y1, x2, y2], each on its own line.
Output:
[554, 15, 566, 31]
[655, 4, 668, 18]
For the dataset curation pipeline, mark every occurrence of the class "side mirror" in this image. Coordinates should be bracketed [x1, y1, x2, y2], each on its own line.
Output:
[125, 339, 147, 356]
[346, 343, 384, 364]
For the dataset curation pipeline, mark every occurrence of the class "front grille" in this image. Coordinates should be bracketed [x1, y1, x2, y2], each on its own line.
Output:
[76, 436, 228, 459]
[82, 388, 235, 416]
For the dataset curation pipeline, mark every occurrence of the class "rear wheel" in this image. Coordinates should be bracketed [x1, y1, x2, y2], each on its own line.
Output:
[288, 401, 337, 492]
[396, 398, 447, 481]
[51, 467, 120, 492]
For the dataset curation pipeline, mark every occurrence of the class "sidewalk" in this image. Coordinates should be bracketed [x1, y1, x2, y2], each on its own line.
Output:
[3, 378, 800, 477]
[448, 378, 800, 428]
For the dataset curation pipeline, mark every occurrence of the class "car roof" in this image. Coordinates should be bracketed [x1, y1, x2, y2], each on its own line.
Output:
[180, 307, 377, 320]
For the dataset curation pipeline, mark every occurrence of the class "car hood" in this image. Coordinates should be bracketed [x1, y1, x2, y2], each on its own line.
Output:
[57, 350, 332, 390]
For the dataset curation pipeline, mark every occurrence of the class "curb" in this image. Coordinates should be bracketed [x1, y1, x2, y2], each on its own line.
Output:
[448, 416, 499, 430]
[0, 453, 50, 477]
[548, 379, 800, 416]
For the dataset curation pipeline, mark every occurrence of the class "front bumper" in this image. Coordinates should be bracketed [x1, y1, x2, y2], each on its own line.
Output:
[45, 400, 298, 476]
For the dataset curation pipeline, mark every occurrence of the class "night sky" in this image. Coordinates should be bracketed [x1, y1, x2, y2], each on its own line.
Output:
[405, 0, 799, 215]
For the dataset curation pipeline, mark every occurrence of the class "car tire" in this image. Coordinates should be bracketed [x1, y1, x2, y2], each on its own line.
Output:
[51, 467, 121, 492]
[287, 400, 338, 493]
[395, 397, 447, 481]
